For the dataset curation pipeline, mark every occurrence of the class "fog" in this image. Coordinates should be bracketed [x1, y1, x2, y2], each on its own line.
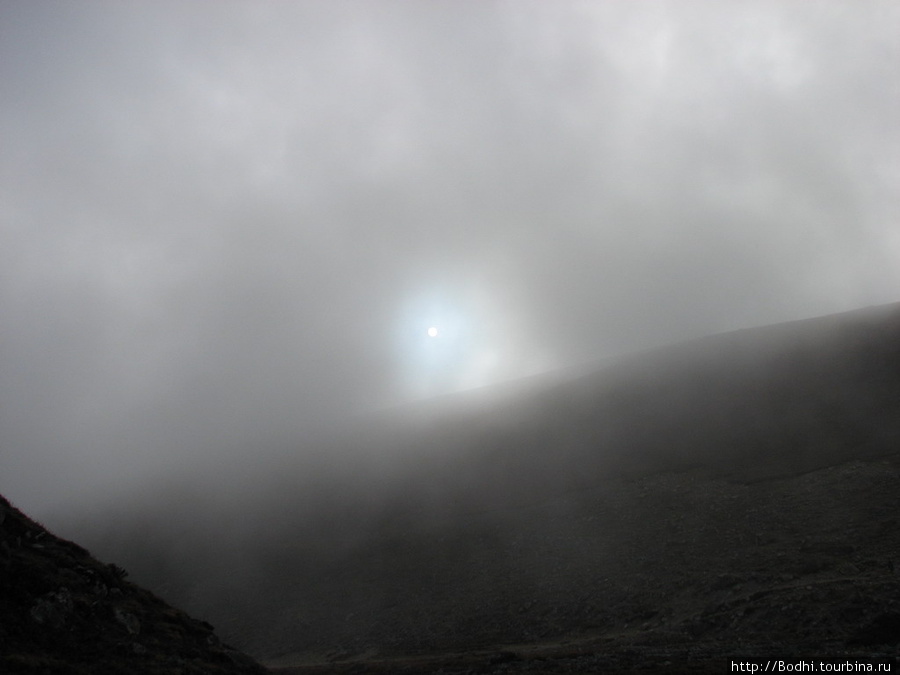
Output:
[55, 300, 900, 658]
[1, 1, 898, 515]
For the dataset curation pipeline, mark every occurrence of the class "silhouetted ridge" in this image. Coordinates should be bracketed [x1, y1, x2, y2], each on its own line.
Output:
[59, 301, 900, 669]
[0, 493, 268, 674]
[539, 300, 900, 482]
[363, 301, 900, 514]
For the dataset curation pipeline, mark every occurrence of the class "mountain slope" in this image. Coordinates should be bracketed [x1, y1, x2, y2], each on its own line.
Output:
[58, 301, 900, 668]
[0, 493, 268, 674]
[263, 452, 900, 673]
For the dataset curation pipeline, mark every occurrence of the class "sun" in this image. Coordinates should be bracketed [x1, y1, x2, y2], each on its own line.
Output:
[427, 326, 439, 338]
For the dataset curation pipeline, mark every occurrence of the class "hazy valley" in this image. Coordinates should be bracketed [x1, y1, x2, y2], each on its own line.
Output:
[40, 301, 900, 672]
[4, 3, 898, 672]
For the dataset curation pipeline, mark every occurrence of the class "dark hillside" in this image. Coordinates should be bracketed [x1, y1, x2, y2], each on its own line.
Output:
[320, 301, 900, 523]
[518, 300, 900, 483]
[58, 302, 900, 671]
[0, 494, 268, 674]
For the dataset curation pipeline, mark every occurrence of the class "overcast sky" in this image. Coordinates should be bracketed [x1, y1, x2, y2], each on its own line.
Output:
[1, 1, 898, 513]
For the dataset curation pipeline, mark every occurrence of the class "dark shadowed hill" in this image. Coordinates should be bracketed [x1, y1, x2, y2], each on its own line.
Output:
[56, 302, 900, 672]
[0, 494, 268, 674]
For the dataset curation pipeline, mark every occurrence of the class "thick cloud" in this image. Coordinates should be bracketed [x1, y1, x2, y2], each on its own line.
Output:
[1, 1, 897, 513]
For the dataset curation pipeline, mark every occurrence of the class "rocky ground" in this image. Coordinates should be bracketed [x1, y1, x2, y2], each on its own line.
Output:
[262, 452, 900, 673]
[0, 493, 267, 674]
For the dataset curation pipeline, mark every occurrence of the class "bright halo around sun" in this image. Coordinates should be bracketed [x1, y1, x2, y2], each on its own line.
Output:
[392, 280, 558, 402]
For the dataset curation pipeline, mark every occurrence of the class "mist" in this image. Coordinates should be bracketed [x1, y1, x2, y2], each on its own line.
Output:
[1, 1, 898, 518]
[54, 299, 900, 660]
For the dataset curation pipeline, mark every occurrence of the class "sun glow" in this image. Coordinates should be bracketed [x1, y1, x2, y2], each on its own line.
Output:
[392, 276, 558, 403]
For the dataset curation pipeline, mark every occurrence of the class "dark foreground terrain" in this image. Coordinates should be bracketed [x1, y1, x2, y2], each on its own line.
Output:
[0, 493, 267, 674]
[4, 451, 898, 674]
[268, 452, 900, 673]
[34, 301, 900, 672]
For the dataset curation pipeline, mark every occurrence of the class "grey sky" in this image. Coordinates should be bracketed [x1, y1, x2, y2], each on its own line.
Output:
[1, 1, 898, 514]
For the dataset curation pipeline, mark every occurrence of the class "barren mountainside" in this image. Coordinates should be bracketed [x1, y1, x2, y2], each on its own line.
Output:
[0, 494, 267, 674]
[45, 302, 900, 672]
